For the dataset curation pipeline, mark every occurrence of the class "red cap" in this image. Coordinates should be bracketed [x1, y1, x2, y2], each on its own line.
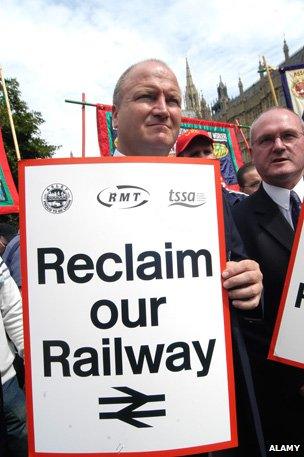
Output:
[175, 129, 214, 156]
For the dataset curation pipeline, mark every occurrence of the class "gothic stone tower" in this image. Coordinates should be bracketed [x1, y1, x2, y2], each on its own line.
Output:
[184, 58, 211, 119]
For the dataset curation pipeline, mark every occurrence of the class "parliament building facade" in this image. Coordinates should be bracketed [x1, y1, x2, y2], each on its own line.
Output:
[184, 40, 304, 161]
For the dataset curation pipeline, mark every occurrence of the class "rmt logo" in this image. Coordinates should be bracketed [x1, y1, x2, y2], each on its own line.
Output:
[169, 189, 206, 208]
[97, 185, 150, 209]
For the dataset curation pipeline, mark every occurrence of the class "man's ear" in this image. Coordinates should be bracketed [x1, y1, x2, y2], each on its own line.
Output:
[112, 105, 119, 129]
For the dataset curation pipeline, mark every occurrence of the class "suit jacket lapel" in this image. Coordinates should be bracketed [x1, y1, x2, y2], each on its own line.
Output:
[253, 186, 294, 252]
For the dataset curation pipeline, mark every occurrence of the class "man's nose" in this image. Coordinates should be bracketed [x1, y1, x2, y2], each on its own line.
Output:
[273, 136, 286, 151]
[152, 95, 169, 117]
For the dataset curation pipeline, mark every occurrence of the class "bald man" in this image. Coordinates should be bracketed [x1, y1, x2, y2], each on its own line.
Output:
[112, 59, 266, 456]
[112, 59, 262, 310]
[232, 107, 304, 445]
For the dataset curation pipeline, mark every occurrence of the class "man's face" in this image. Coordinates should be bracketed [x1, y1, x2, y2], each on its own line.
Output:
[112, 61, 181, 156]
[240, 168, 261, 195]
[251, 109, 304, 189]
[178, 137, 214, 158]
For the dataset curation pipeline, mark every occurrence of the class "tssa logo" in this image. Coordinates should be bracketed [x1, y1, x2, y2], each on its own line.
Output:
[97, 185, 150, 209]
[169, 189, 206, 207]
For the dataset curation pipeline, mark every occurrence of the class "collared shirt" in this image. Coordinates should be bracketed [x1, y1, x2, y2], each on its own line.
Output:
[263, 178, 304, 229]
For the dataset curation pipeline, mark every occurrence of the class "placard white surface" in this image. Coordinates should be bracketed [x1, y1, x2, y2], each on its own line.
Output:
[21, 159, 235, 455]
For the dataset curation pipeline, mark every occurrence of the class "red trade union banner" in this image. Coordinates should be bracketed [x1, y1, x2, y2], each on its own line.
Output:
[269, 204, 304, 369]
[0, 128, 19, 213]
[20, 156, 237, 456]
[96, 105, 244, 191]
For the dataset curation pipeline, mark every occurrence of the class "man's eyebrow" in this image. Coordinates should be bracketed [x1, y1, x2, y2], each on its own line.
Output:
[281, 128, 301, 133]
[259, 127, 300, 137]
[133, 87, 156, 93]
[167, 90, 181, 97]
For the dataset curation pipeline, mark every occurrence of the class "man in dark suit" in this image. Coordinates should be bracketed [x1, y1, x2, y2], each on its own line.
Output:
[232, 107, 304, 447]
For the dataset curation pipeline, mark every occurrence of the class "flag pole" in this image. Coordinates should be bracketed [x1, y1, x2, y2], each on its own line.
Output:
[0, 68, 21, 161]
[82, 92, 86, 157]
[65, 99, 97, 107]
[235, 119, 251, 158]
[262, 56, 278, 106]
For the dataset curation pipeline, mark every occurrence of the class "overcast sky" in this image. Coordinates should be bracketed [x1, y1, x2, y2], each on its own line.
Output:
[0, 0, 303, 157]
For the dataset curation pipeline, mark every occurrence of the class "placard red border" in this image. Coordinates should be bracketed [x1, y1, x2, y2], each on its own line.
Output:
[268, 204, 304, 369]
[19, 157, 237, 456]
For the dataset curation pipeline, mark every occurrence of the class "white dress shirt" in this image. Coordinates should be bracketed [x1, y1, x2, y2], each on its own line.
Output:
[263, 178, 304, 229]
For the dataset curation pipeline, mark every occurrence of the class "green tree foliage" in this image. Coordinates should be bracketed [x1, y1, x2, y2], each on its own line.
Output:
[0, 77, 58, 184]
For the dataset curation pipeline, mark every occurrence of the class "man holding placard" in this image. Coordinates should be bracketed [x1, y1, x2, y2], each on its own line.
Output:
[112, 59, 262, 312]
[21, 58, 264, 457]
[232, 107, 304, 446]
[111, 59, 265, 456]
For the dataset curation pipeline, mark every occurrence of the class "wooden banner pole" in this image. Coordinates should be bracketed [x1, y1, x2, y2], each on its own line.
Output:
[235, 119, 251, 157]
[262, 56, 278, 106]
[81, 93, 86, 158]
[0, 68, 21, 161]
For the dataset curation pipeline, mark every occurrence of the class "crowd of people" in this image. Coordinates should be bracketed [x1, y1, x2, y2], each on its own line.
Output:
[0, 58, 303, 456]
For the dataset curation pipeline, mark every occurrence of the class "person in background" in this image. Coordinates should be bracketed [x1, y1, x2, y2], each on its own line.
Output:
[175, 129, 215, 159]
[237, 162, 261, 195]
[0, 258, 27, 456]
[175, 130, 247, 206]
[2, 231, 21, 290]
[0, 224, 17, 259]
[0, 222, 23, 391]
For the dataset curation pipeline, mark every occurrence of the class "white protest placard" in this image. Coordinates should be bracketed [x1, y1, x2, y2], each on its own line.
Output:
[269, 205, 304, 368]
[20, 157, 237, 456]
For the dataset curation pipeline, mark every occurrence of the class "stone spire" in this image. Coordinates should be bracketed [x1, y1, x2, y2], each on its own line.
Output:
[217, 76, 229, 102]
[184, 58, 201, 118]
[258, 59, 264, 79]
[283, 37, 290, 61]
[212, 76, 230, 117]
[200, 91, 211, 120]
[238, 76, 244, 96]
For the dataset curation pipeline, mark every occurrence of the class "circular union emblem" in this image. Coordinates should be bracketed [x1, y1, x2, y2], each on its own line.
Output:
[291, 80, 304, 99]
[42, 183, 73, 214]
[213, 143, 229, 159]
